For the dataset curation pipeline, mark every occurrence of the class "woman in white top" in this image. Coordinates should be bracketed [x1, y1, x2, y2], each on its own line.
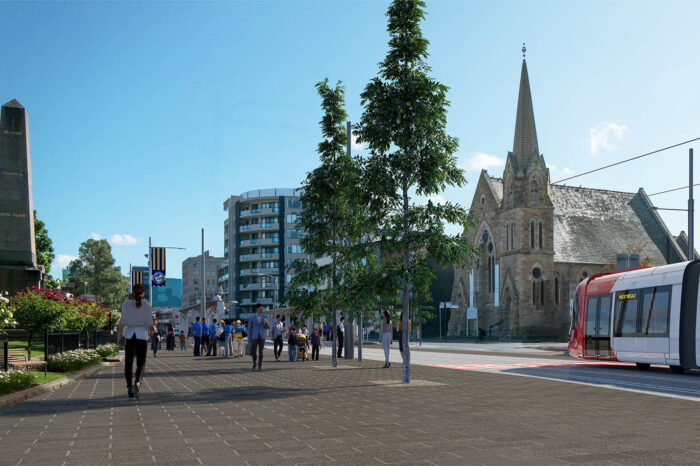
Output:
[380, 310, 393, 368]
[117, 283, 153, 398]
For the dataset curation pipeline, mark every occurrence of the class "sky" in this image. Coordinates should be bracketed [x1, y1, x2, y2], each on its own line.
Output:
[1, 0, 699, 279]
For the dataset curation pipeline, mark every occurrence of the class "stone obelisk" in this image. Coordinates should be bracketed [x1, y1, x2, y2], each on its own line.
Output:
[0, 99, 42, 295]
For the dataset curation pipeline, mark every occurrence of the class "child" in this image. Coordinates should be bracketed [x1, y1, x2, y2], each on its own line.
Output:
[296, 331, 308, 361]
[179, 330, 186, 351]
[288, 327, 297, 362]
[310, 328, 321, 361]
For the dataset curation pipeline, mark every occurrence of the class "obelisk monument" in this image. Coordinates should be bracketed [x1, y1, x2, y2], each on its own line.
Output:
[0, 99, 42, 295]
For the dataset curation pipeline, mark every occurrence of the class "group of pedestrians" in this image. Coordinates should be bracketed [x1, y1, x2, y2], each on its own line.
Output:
[190, 317, 247, 358]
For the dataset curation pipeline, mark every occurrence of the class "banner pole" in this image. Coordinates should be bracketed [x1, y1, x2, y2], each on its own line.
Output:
[149, 237, 153, 305]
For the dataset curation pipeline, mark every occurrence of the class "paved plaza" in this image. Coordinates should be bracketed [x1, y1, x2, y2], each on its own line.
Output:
[2, 347, 700, 465]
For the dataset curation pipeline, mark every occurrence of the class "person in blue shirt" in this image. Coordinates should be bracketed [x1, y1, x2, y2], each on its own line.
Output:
[223, 320, 234, 357]
[192, 317, 202, 356]
[201, 321, 209, 356]
[207, 319, 218, 356]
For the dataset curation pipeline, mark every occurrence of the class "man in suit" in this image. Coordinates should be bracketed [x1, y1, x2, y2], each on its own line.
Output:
[192, 317, 202, 356]
[248, 303, 269, 370]
[337, 316, 345, 359]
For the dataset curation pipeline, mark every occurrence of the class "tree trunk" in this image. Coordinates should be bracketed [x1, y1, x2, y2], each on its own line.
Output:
[402, 185, 411, 384]
[358, 314, 363, 362]
[27, 332, 32, 360]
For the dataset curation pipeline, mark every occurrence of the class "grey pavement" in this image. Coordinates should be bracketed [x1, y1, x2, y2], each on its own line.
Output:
[2, 347, 700, 465]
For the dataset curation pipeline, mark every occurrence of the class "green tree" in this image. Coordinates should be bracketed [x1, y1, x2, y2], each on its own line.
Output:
[10, 288, 67, 359]
[356, 0, 477, 383]
[285, 79, 372, 367]
[68, 239, 129, 310]
[33, 210, 60, 289]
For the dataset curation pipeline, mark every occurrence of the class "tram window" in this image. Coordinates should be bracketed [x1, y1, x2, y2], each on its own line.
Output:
[614, 291, 640, 337]
[586, 297, 598, 336]
[642, 286, 671, 336]
[599, 294, 612, 335]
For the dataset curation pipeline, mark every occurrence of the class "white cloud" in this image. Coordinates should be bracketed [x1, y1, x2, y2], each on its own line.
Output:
[547, 164, 574, 177]
[589, 122, 629, 155]
[464, 152, 505, 171]
[351, 133, 364, 152]
[110, 234, 141, 246]
[54, 254, 78, 269]
[427, 194, 446, 205]
[90, 232, 101, 240]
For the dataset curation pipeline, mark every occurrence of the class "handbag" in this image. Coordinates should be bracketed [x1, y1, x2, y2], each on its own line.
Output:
[242, 330, 248, 338]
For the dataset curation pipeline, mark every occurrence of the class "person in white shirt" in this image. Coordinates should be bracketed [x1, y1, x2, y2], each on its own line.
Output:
[117, 284, 153, 398]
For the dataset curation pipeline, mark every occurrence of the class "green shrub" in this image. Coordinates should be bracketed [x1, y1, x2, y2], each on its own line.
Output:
[0, 370, 37, 395]
[95, 343, 119, 357]
[47, 349, 101, 372]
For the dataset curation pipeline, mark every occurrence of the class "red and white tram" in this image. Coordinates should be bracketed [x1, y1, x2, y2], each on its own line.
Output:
[568, 260, 700, 373]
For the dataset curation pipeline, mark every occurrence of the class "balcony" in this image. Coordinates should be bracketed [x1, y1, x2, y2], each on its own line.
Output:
[240, 207, 279, 217]
[239, 282, 274, 291]
[239, 223, 279, 233]
[240, 237, 278, 247]
[239, 253, 262, 262]
[240, 268, 262, 276]
[260, 252, 279, 260]
[217, 273, 229, 283]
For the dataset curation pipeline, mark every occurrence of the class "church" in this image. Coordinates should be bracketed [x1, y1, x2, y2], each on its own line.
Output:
[448, 55, 691, 340]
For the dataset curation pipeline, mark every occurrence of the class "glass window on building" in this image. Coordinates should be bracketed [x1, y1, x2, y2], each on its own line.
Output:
[287, 245, 304, 254]
[286, 214, 299, 224]
[287, 199, 302, 209]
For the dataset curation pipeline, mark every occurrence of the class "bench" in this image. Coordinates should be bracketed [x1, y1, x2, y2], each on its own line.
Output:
[8, 348, 47, 376]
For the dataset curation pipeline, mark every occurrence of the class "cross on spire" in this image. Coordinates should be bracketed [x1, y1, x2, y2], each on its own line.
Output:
[522, 42, 526, 59]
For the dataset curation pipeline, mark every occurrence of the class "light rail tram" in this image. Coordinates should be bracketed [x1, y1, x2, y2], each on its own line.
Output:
[568, 260, 700, 373]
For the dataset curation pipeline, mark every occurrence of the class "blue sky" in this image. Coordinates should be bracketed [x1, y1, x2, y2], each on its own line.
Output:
[1, 1, 699, 279]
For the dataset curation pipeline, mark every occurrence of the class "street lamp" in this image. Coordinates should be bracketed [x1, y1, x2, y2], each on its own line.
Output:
[83, 281, 88, 296]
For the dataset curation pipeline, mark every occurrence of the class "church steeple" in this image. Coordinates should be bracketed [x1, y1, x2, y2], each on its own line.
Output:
[512, 47, 539, 171]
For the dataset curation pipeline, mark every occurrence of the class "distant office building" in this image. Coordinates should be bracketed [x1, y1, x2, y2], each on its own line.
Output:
[182, 251, 226, 308]
[152, 277, 182, 310]
[221, 188, 311, 314]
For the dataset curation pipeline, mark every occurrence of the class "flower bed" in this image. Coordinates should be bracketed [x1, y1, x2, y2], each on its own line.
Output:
[46, 349, 102, 373]
[95, 343, 119, 358]
[0, 370, 36, 395]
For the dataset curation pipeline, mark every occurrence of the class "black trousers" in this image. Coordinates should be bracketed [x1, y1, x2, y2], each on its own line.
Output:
[193, 336, 201, 356]
[251, 337, 265, 365]
[274, 336, 283, 359]
[207, 337, 217, 356]
[201, 335, 209, 355]
[125, 335, 147, 388]
[337, 333, 344, 357]
[312, 344, 319, 360]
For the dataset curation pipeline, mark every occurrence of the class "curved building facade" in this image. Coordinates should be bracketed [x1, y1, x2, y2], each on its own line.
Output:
[221, 188, 309, 314]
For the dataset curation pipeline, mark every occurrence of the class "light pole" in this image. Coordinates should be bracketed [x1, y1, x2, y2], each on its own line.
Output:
[83, 281, 87, 296]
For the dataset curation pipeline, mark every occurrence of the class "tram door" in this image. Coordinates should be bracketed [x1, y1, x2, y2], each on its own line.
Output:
[584, 294, 612, 357]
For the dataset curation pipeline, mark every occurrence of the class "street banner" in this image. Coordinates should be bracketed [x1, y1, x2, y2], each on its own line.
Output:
[151, 247, 166, 287]
[131, 268, 143, 288]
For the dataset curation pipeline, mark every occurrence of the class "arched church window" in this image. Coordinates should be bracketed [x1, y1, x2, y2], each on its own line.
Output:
[532, 281, 536, 305]
[505, 224, 509, 251]
[530, 179, 538, 199]
[538, 221, 543, 249]
[554, 276, 560, 305]
[480, 195, 486, 207]
[508, 183, 514, 202]
[540, 280, 544, 305]
[510, 222, 514, 250]
[530, 221, 535, 248]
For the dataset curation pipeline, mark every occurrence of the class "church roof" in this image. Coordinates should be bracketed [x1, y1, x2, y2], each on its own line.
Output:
[2, 99, 24, 109]
[512, 60, 539, 171]
[486, 176, 675, 265]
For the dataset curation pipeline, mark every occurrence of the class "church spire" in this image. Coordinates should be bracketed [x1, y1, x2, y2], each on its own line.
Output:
[512, 46, 539, 170]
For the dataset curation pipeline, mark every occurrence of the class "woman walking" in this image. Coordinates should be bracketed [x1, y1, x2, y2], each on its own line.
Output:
[380, 310, 393, 368]
[117, 283, 153, 398]
[151, 321, 161, 358]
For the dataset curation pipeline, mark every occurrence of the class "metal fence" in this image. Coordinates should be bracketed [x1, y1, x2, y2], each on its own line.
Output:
[45, 332, 81, 358]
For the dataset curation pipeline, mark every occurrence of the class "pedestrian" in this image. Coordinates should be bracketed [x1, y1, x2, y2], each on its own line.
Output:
[247, 303, 269, 370]
[222, 320, 233, 357]
[192, 317, 202, 356]
[287, 327, 297, 362]
[397, 311, 411, 363]
[310, 327, 321, 361]
[337, 317, 345, 359]
[166, 323, 175, 351]
[296, 331, 308, 361]
[117, 283, 152, 398]
[201, 320, 210, 356]
[151, 320, 161, 358]
[323, 322, 330, 341]
[207, 319, 218, 356]
[233, 320, 245, 357]
[179, 329, 187, 351]
[381, 310, 393, 368]
[301, 324, 309, 337]
[271, 314, 284, 361]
